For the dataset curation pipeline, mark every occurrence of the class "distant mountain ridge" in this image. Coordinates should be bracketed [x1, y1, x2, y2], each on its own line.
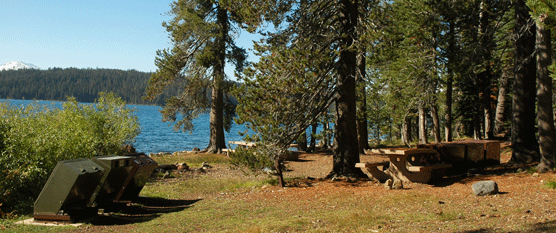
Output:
[0, 67, 178, 105]
[0, 61, 41, 70]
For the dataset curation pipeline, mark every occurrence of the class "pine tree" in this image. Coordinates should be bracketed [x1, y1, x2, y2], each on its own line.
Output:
[237, 0, 368, 182]
[145, 0, 248, 153]
[527, 0, 556, 171]
[511, 0, 540, 163]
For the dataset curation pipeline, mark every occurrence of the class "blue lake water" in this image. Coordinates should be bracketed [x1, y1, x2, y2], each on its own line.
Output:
[1, 99, 247, 155]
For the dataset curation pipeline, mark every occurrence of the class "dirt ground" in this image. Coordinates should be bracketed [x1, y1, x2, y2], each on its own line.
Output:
[268, 143, 556, 232]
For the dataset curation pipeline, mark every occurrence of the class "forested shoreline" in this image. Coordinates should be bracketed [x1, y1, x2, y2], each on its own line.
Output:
[0, 68, 176, 105]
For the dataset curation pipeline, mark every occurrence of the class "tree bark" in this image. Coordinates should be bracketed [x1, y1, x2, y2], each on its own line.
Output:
[356, 47, 369, 154]
[479, 0, 495, 140]
[275, 158, 285, 187]
[536, 22, 555, 172]
[328, 0, 363, 178]
[206, 6, 228, 153]
[298, 130, 308, 152]
[418, 104, 428, 144]
[431, 104, 441, 143]
[511, 0, 539, 163]
[323, 119, 331, 149]
[402, 114, 412, 147]
[494, 69, 510, 135]
[309, 122, 318, 152]
[445, 20, 455, 142]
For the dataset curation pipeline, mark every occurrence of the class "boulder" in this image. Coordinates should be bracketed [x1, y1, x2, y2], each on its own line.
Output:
[472, 180, 499, 196]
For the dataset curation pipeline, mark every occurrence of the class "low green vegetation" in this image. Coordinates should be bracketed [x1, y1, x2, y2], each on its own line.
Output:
[151, 152, 232, 168]
[544, 180, 556, 189]
[0, 93, 140, 214]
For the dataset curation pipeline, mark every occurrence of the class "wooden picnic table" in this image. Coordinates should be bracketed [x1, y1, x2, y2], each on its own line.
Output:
[356, 148, 451, 183]
[228, 141, 257, 148]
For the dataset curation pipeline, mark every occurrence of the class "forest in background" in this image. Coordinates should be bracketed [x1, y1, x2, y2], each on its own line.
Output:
[0, 68, 176, 105]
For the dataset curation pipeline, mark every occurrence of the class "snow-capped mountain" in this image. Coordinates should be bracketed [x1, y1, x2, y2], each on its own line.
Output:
[0, 61, 41, 71]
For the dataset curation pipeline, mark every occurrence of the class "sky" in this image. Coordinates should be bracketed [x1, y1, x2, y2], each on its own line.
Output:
[1, 0, 257, 74]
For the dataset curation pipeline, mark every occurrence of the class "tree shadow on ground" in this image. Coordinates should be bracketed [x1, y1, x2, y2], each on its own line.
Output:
[86, 197, 200, 226]
[458, 220, 556, 233]
[430, 161, 539, 188]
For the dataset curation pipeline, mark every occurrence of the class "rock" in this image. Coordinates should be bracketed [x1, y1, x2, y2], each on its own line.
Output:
[472, 180, 499, 196]
[392, 180, 403, 189]
[192, 147, 201, 152]
[263, 167, 277, 175]
[202, 162, 212, 168]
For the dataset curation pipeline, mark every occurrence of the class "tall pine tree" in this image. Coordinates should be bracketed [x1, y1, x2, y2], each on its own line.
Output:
[145, 0, 248, 153]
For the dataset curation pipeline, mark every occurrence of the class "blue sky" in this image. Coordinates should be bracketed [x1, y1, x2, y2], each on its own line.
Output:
[1, 0, 257, 74]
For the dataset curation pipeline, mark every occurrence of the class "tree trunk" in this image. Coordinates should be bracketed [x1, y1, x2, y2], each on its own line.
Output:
[402, 114, 412, 147]
[356, 47, 369, 154]
[479, 0, 495, 140]
[323, 120, 331, 149]
[536, 22, 555, 172]
[328, 0, 363, 178]
[309, 122, 318, 152]
[494, 70, 510, 135]
[431, 104, 441, 143]
[482, 69, 494, 139]
[511, 0, 539, 163]
[473, 113, 481, 140]
[298, 130, 307, 152]
[418, 104, 428, 144]
[275, 158, 285, 187]
[205, 6, 227, 153]
[445, 20, 455, 142]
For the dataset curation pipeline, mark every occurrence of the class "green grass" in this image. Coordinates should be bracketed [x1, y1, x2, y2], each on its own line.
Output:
[544, 180, 556, 189]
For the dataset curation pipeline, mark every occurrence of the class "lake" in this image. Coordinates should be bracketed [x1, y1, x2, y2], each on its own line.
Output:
[1, 99, 248, 155]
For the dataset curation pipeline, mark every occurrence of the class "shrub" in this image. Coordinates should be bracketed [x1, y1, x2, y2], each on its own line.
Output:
[0, 92, 140, 214]
[229, 146, 274, 174]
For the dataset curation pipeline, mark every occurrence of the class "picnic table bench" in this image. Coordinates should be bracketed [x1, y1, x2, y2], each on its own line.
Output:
[356, 148, 452, 183]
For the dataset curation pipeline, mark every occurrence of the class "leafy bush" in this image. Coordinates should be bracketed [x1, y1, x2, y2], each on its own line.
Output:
[0, 92, 140, 214]
[229, 146, 274, 174]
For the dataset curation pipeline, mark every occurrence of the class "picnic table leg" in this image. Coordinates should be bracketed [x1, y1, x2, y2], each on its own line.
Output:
[384, 157, 432, 183]
[363, 166, 391, 183]
[356, 163, 392, 182]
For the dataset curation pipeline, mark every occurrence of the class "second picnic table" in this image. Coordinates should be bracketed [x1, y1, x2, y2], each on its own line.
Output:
[356, 148, 452, 183]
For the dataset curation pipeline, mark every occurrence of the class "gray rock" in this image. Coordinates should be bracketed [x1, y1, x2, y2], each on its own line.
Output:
[472, 180, 499, 196]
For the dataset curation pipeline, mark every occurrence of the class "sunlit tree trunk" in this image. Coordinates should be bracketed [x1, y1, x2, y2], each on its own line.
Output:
[536, 21, 555, 172]
[206, 6, 228, 153]
[418, 104, 428, 144]
[329, 0, 363, 178]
